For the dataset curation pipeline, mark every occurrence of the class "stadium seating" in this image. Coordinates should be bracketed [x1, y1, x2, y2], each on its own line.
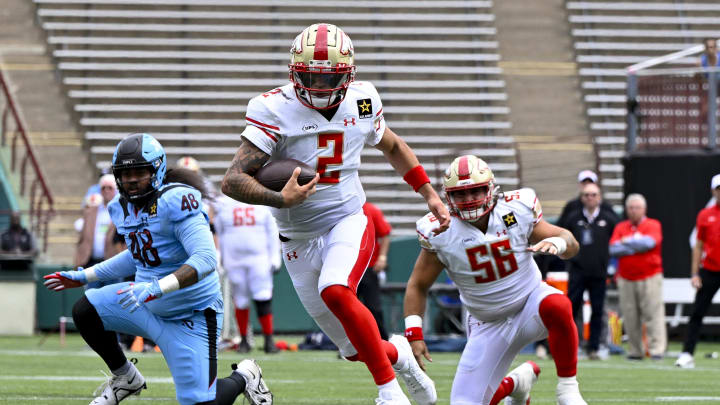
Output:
[34, 0, 516, 235]
[567, 0, 720, 203]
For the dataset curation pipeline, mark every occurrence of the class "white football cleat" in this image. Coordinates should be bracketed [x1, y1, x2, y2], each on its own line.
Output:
[504, 361, 541, 405]
[675, 352, 695, 369]
[375, 385, 412, 405]
[556, 379, 588, 405]
[90, 363, 146, 405]
[233, 359, 273, 405]
[389, 334, 437, 405]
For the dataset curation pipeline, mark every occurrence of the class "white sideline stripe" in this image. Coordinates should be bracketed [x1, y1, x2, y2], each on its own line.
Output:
[656, 397, 720, 402]
[0, 375, 302, 384]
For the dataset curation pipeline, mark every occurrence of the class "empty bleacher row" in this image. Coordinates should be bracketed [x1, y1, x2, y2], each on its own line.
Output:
[567, 0, 720, 203]
[34, 0, 516, 235]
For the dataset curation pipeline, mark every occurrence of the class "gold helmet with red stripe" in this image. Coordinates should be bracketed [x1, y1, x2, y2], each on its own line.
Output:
[289, 23, 356, 110]
[443, 155, 498, 221]
[176, 156, 200, 173]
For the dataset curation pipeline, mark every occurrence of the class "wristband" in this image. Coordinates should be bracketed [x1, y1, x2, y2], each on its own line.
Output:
[403, 165, 431, 192]
[543, 236, 567, 255]
[158, 274, 180, 294]
[404, 315, 424, 341]
[84, 267, 99, 283]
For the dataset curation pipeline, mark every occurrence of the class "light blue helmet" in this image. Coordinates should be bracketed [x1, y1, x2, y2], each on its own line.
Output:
[111, 133, 166, 202]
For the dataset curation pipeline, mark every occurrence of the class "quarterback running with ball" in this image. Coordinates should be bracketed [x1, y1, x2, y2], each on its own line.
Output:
[404, 155, 589, 405]
[221, 23, 448, 405]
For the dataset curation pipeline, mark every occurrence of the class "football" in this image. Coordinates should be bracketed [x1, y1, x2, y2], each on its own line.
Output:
[254, 159, 317, 192]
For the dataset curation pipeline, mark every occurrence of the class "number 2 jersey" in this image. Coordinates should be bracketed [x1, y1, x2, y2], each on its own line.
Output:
[99, 183, 222, 319]
[241, 81, 387, 239]
[416, 188, 544, 322]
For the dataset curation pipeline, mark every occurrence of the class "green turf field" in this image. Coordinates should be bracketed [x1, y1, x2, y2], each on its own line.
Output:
[1, 335, 719, 404]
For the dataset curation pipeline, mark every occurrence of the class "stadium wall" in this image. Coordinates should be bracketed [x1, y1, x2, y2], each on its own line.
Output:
[623, 152, 720, 278]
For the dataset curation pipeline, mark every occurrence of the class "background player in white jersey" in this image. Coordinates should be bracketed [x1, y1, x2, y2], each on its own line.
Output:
[221, 23, 450, 405]
[215, 194, 282, 354]
[405, 155, 588, 405]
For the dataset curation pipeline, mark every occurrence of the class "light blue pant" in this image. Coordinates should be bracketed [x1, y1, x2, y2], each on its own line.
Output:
[86, 282, 223, 404]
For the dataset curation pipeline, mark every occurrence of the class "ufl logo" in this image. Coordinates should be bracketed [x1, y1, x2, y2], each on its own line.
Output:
[302, 123, 318, 132]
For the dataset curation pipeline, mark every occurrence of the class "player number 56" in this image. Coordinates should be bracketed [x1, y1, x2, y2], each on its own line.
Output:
[465, 239, 519, 283]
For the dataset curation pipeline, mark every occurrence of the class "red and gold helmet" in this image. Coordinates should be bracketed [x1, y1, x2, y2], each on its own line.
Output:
[443, 155, 498, 221]
[289, 23, 356, 110]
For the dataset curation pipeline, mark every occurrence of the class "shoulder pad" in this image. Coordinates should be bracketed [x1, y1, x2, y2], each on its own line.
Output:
[246, 93, 282, 134]
[157, 184, 205, 222]
[416, 212, 440, 251]
[501, 188, 543, 223]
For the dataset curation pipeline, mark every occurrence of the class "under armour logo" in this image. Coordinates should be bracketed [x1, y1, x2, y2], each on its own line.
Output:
[344, 118, 356, 126]
[286, 251, 298, 261]
[182, 320, 194, 330]
[496, 230, 507, 237]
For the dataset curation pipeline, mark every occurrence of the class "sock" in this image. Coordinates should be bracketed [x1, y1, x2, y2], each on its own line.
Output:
[378, 377, 402, 392]
[258, 314, 273, 336]
[234, 308, 249, 337]
[72, 296, 127, 371]
[383, 340, 399, 366]
[321, 285, 395, 385]
[558, 376, 578, 385]
[489, 377, 515, 405]
[111, 360, 132, 376]
[539, 294, 578, 377]
[214, 371, 247, 405]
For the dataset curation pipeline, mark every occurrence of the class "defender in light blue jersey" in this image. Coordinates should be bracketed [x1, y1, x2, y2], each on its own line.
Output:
[44, 133, 272, 405]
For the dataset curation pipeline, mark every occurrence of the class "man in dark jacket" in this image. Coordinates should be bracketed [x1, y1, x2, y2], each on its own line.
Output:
[1, 211, 36, 255]
[558, 182, 619, 360]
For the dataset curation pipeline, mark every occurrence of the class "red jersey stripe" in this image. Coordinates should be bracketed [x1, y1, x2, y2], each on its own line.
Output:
[258, 127, 278, 142]
[314, 24, 329, 60]
[375, 108, 383, 117]
[246, 116, 280, 131]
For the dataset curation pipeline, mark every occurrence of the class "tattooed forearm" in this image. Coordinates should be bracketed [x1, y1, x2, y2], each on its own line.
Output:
[221, 140, 285, 207]
[173, 264, 199, 289]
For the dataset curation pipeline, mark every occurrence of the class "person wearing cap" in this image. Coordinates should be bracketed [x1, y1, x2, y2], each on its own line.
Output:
[609, 193, 666, 361]
[558, 170, 614, 225]
[558, 182, 620, 360]
[676, 174, 720, 368]
[74, 174, 120, 289]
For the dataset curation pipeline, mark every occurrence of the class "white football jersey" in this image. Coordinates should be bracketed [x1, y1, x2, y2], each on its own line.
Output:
[241, 81, 387, 239]
[416, 188, 544, 322]
[214, 195, 281, 271]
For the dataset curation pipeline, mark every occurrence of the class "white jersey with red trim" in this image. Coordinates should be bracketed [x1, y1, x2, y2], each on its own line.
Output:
[214, 195, 281, 271]
[416, 188, 544, 322]
[241, 81, 386, 239]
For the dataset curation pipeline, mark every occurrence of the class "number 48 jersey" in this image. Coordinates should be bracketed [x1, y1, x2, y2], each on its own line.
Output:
[416, 188, 544, 322]
[241, 81, 387, 239]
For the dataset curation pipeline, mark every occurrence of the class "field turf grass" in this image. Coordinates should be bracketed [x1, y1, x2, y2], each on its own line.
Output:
[1, 334, 719, 404]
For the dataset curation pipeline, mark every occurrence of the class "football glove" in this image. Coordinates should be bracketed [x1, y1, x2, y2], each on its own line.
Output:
[117, 278, 162, 313]
[43, 268, 89, 291]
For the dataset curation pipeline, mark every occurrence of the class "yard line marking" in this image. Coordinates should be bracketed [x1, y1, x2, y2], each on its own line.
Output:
[656, 397, 720, 402]
[0, 396, 173, 402]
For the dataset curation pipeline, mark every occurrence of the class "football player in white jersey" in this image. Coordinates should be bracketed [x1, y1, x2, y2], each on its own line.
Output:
[214, 195, 282, 354]
[221, 23, 449, 405]
[404, 155, 588, 405]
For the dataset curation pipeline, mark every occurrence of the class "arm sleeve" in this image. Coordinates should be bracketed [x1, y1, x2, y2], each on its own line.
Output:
[623, 235, 656, 252]
[609, 242, 636, 257]
[358, 82, 386, 146]
[92, 249, 137, 280]
[174, 213, 217, 278]
[242, 96, 281, 155]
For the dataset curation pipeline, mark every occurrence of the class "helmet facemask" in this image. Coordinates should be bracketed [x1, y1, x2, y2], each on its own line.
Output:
[289, 23, 356, 110]
[446, 183, 498, 222]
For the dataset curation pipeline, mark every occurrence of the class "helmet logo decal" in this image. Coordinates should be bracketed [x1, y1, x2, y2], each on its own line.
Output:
[313, 23, 329, 60]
